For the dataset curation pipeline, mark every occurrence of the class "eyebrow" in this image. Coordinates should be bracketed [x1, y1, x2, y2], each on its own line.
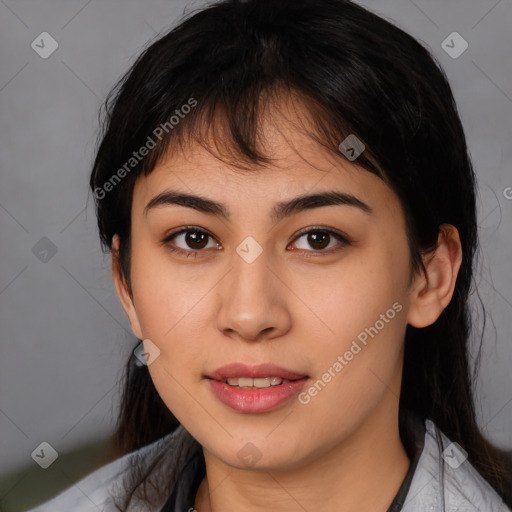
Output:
[143, 189, 373, 222]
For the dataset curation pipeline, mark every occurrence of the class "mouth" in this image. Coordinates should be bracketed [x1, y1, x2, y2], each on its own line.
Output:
[205, 363, 309, 413]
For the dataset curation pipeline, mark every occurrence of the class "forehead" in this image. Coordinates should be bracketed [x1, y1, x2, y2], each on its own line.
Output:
[131, 97, 402, 222]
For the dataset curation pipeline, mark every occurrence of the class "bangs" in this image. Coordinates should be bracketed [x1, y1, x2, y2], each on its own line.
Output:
[145, 81, 385, 181]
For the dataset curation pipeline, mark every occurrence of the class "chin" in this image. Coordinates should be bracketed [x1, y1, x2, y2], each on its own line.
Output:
[212, 439, 308, 472]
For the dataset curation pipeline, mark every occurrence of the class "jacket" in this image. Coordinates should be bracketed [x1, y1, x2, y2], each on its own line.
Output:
[26, 410, 511, 511]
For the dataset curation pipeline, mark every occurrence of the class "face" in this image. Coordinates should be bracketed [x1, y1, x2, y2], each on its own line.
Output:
[115, 105, 422, 472]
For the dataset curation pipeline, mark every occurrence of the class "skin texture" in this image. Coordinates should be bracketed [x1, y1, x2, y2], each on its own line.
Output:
[112, 100, 462, 512]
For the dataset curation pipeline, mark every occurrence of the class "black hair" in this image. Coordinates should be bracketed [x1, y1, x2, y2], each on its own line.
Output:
[90, 0, 512, 509]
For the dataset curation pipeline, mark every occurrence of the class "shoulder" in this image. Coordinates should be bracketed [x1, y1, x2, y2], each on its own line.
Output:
[403, 419, 511, 511]
[26, 427, 189, 512]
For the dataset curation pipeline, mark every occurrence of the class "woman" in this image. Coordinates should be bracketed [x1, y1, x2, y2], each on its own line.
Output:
[28, 0, 512, 510]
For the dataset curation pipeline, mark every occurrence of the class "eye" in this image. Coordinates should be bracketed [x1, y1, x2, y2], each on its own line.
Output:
[163, 227, 221, 257]
[162, 226, 350, 258]
[290, 228, 350, 254]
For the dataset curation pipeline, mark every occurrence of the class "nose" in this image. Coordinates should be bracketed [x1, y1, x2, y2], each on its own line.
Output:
[215, 247, 292, 343]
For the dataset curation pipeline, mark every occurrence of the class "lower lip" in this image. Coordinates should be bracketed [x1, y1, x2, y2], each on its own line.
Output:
[207, 378, 308, 413]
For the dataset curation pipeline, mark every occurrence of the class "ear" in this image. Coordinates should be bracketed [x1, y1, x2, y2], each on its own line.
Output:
[111, 235, 143, 339]
[406, 224, 463, 328]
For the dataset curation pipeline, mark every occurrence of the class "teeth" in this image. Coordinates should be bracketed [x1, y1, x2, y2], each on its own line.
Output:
[238, 377, 254, 388]
[224, 377, 290, 388]
[254, 378, 271, 388]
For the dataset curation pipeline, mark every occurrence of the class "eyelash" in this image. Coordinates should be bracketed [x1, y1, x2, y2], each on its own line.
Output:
[162, 226, 351, 259]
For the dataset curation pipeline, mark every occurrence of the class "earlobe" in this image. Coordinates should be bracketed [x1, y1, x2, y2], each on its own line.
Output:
[406, 224, 463, 328]
[111, 235, 143, 339]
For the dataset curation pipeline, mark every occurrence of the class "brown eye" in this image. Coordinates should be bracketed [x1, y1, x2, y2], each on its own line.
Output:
[184, 231, 210, 250]
[306, 232, 330, 250]
[291, 228, 350, 253]
[163, 228, 220, 256]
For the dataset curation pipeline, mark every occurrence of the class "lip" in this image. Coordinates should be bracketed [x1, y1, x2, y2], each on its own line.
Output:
[207, 362, 307, 381]
[207, 378, 308, 413]
[205, 363, 309, 413]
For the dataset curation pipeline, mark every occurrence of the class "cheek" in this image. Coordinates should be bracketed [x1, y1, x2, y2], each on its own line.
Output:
[128, 245, 218, 402]
[291, 240, 409, 347]
[133, 263, 214, 427]
[292, 241, 409, 408]
[130, 243, 215, 338]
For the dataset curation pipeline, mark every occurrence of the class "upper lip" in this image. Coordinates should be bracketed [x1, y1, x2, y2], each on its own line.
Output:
[207, 363, 308, 381]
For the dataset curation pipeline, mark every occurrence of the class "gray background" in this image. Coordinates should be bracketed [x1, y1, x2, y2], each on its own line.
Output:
[1, 0, 511, 508]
